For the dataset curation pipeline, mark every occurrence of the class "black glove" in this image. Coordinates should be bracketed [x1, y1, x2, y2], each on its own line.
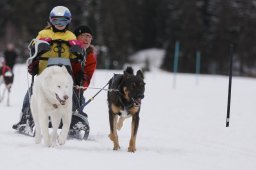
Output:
[70, 45, 84, 61]
[28, 60, 39, 76]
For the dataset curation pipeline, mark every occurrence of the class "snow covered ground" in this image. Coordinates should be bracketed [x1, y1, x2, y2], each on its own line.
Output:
[1, 64, 256, 170]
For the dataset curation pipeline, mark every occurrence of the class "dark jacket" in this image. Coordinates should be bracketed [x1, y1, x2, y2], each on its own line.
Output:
[4, 50, 17, 70]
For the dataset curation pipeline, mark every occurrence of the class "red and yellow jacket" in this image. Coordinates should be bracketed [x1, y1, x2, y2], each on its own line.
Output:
[34, 27, 96, 88]
[36, 27, 77, 74]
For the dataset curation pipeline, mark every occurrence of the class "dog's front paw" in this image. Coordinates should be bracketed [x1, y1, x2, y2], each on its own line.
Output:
[44, 139, 52, 147]
[128, 139, 136, 152]
[113, 144, 120, 150]
[50, 132, 58, 147]
[128, 146, 136, 152]
[58, 134, 67, 145]
[51, 141, 57, 147]
[35, 133, 42, 144]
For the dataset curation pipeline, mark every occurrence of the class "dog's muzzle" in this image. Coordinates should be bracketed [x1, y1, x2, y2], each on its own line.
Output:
[134, 98, 141, 107]
[55, 93, 68, 105]
[131, 94, 144, 107]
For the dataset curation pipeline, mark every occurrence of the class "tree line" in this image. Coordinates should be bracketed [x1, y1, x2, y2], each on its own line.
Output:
[0, 0, 255, 76]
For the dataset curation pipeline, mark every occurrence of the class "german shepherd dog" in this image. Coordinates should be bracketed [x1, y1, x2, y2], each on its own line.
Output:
[107, 67, 145, 152]
[0, 65, 14, 106]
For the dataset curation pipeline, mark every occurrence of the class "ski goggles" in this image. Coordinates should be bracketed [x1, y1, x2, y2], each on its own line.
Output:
[50, 17, 71, 27]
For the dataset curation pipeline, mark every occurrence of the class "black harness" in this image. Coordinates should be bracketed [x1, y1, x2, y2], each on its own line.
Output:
[29, 39, 85, 96]
[37, 39, 85, 80]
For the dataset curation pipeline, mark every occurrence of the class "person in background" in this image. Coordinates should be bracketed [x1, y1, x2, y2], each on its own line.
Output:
[4, 43, 18, 70]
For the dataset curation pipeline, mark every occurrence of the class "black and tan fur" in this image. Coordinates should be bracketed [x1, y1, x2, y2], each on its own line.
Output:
[107, 67, 145, 152]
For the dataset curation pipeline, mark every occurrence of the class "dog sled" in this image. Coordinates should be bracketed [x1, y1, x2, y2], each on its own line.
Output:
[13, 39, 90, 140]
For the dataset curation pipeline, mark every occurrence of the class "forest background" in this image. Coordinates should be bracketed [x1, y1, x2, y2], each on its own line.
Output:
[0, 0, 255, 76]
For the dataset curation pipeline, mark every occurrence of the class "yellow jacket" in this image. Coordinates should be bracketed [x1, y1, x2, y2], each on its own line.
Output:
[36, 27, 77, 74]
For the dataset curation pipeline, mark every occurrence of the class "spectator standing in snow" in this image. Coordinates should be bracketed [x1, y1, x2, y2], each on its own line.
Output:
[4, 43, 18, 70]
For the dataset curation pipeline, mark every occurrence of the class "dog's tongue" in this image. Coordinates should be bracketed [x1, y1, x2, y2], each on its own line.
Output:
[55, 93, 66, 105]
[135, 98, 141, 105]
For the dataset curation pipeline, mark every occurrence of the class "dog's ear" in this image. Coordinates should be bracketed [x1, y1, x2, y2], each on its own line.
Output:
[124, 67, 134, 75]
[136, 70, 144, 79]
[123, 86, 130, 100]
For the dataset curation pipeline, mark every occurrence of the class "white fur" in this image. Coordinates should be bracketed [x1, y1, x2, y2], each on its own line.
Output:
[30, 66, 73, 147]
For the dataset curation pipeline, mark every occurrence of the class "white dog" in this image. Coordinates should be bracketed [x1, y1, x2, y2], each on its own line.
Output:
[30, 66, 73, 147]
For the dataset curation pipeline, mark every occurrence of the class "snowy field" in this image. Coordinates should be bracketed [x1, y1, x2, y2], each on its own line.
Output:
[1, 64, 256, 170]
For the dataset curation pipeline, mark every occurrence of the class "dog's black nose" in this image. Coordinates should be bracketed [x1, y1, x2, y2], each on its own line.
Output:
[137, 94, 144, 99]
[63, 95, 69, 100]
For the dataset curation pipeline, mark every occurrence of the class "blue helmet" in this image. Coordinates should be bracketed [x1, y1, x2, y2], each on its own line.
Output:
[49, 6, 71, 27]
